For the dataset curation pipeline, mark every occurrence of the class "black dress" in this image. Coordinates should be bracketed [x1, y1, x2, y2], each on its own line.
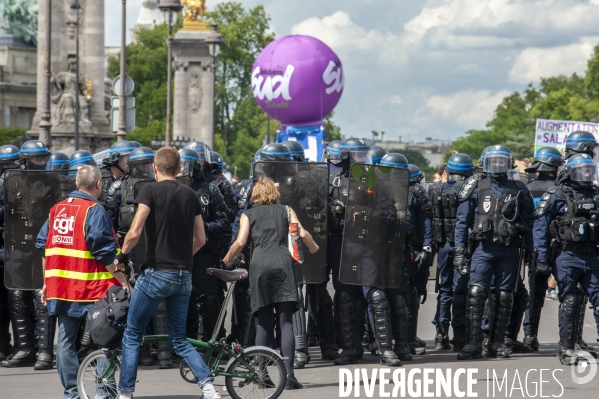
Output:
[244, 204, 298, 314]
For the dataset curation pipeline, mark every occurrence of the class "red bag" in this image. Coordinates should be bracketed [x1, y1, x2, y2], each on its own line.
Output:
[286, 206, 304, 264]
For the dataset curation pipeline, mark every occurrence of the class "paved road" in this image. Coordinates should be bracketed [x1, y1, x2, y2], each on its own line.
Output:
[2, 287, 598, 398]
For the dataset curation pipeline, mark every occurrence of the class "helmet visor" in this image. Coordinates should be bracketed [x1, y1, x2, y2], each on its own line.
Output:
[570, 162, 597, 183]
[507, 169, 521, 180]
[131, 162, 155, 179]
[178, 159, 196, 177]
[483, 154, 512, 174]
[349, 149, 372, 164]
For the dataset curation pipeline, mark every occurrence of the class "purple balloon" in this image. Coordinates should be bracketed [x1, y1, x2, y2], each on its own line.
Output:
[252, 35, 344, 126]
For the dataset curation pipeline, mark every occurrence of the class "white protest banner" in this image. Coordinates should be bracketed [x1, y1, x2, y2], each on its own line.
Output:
[534, 118, 599, 153]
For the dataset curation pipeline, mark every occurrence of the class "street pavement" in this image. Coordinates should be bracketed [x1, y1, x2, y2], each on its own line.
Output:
[2, 285, 598, 398]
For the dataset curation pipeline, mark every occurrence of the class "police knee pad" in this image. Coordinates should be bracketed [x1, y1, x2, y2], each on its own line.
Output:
[367, 289, 389, 308]
[562, 293, 580, 317]
[468, 284, 487, 303]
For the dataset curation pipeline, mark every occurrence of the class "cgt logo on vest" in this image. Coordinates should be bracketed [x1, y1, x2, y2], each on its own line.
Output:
[52, 205, 80, 245]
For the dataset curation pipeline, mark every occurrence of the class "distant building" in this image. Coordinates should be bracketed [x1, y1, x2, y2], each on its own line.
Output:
[0, 36, 37, 129]
[374, 137, 451, 167]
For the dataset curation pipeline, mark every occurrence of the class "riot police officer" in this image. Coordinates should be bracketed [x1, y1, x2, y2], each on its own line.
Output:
[102, 140, 137, 221]
[2, 141, 52, 368]
[535, 152, 599, 364]
[327, 138, 371, 365]
[208, 151, 237, 222]
[0, 145, 21, 362]
[68, 150, 97, 181]
[282, 141, 306, 162]
[504, 147, 562, 353]
[403, 163, 434, 355]
[47, 152, 70, 172]
[429, 153, 474, 351]
[181, 147, 230, 347]
[453, 145, 535, 360]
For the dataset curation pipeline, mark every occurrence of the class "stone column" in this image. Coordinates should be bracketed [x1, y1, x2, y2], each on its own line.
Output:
[171, 30, 214, 149]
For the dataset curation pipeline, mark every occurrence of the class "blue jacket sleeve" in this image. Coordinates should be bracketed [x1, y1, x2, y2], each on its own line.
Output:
[85, 205, 120, 267]
[422, 215, 433, 247]
[533, 194, 562, 263]
[206, 208, 230, 236]
[35, 219, 50, 253]
[454, 188, 478, 248]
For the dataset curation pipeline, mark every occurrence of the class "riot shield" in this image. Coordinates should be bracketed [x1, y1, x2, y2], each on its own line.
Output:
[4, 170, 73, 290]
[339, 164, 409, 288]
[254, 161, 329, 284]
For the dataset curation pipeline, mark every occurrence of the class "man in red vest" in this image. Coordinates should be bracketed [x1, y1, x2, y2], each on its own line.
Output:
[36, 165, 132, 399]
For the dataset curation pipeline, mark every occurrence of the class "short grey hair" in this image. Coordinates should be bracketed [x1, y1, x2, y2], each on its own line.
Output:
[76, 165, 102, 191]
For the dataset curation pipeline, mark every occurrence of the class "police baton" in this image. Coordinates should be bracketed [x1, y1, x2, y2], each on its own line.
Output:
[529, 249, 538, 315]
[514, 240, 527, 294]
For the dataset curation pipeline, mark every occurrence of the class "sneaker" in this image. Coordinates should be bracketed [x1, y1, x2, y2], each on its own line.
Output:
[546, 290, 558, 300]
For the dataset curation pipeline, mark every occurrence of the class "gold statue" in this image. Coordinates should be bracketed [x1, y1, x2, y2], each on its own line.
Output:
[181, 0, 209, 31]
[84, 80, 93, 101]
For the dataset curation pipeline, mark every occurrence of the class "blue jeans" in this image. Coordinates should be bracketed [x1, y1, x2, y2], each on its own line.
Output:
[118, 269, 214, 393]
[56, 314, 84, 399]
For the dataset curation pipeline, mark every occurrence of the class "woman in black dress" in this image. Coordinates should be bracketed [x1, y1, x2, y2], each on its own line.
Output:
[223, 177, 319, 389]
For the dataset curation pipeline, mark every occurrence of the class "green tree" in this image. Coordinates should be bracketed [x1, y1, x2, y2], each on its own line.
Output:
[585, 45, 599, 100]
[0, 127, 27, 146]
[324, 112, 342, 141]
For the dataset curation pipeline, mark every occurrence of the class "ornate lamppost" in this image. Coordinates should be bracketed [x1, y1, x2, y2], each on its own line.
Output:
[204, 23, 224, 146]
[70, 0, 81, 149]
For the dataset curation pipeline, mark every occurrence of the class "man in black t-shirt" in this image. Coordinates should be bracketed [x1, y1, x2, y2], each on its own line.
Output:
[117, 147, 221, 399]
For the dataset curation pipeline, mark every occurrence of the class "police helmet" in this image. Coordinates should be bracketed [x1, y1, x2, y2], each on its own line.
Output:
[20, 140, 51, 170]
[281, 141, 305, 162]
[47, 152, 69, 171]
[525, 147, 563, 173]
[129, 147, 155, 179]
[483, 145, 512, 175]
[183, 141, 211, 164]
[68, 164, 86, 178]
[369, 145, 386, 165]
[0, 144, 20, 166]
[108, 140, 136, 157]
[252, 149, 262, 166]
[103, 140, 136, 170]
[564, 131, 598, 159]
[210, 151, 224, 171]
[258, 143, 292, 162]
[340, 138, 371, 164]
[408, 164, 424, 184]
[69, 150, 96, 169]
[178, 148, 202, 178]
[379, 153, 409, 169]
[130, 141, 142, 148]
[323, 140, 342, 163]
[564, 153, 597, 186]
[446, 153, 473, 177]
[475, 146, 492, 170]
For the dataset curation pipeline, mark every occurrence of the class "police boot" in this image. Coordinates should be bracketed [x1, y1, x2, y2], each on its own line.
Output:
[154, 300, 173, 369]
[577, 295, 598, 358]
[487, 290, 513, 358]
[319, 294, 339, 360]
[389, 293, 412, 361]
[457, 284, 486, 360]
[560, 293, 583, 365]
[333, 291, 358, 365]
[407, 288, 426, 355]
[2, 291, 36, 368]
[139, 343, 154, 366]
[451, 325, 466, 352]
[34, 314, 56, 370]
[435, 325, 451, 350]
[367, 290, 402, 367]
[307, 315, 318, 347]
[504, 289, 531, 354]
[292, 286, 310, 369]
[522, 325, 539, 352]
[362, 318, 378, 356]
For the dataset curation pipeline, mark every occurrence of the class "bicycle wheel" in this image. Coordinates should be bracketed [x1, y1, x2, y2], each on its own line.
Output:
[77, 349, 120, 399]
[224, 346, 286, 399]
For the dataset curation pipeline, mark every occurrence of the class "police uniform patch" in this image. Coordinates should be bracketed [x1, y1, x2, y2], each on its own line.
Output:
[483, 195, 491, 213]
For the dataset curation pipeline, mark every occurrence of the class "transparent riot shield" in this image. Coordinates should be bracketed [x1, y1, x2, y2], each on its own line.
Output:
[4, 170, 73, 289]
[254, 161, 329, 284]
[339, 164, 410, 288]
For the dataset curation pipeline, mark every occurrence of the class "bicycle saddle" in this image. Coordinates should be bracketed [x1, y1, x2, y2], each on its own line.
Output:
[206, 268, 248, 282]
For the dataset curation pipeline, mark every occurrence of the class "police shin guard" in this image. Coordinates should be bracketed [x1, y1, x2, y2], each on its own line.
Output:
[577, 295, 597, 357]
[34, 292, 56, 370]
[451, 291, 467, 352]
[457, 284, 487, 360]
[487, 290, 513, 358]
[389, 293, 412, 361]
[319, 292, 339, 360]
[292, 286, 310, 369]
[1, 291, 36, 368]
[560, 293, 583, 365]
[408, 287, 426, 355]
[363, 309, 377, 356]
[367, 290, 401, 367]
[504, 289, 532, 353]
[334, 291, 358, 365]
[354, 297, 367, 360]
[153, 300, 173, 369]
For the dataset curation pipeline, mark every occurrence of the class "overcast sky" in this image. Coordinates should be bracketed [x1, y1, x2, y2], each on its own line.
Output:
[105, 0, 599, 143]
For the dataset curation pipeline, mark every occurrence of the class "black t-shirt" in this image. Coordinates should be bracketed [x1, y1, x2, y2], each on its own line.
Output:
[135, 180, 202, 273]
